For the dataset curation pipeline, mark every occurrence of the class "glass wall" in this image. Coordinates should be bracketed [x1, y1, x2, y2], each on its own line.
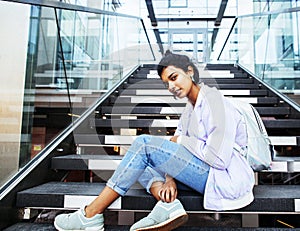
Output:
[253, 0, 293, 13]
[219, 7, 300, 106]
[0, 0, 155, 188]
[0, 1, 30, 187]
[238, 10, 300, 95]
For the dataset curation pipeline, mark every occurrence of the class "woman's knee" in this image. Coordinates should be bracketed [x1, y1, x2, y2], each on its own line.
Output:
[134, 134, 151, 144]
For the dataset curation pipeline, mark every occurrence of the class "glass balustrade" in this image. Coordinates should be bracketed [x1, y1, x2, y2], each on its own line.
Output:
[219, 8, 300, 107]
[0, 0, 155, 189]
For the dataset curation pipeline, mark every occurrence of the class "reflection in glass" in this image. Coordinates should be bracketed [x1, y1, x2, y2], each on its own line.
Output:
[0, 1, 155, 188]
[221, 9, 300, 106]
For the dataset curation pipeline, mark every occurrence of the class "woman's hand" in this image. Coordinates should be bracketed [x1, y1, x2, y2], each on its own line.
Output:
[170, 135, 179, 143]
[158, 175, 177, 203]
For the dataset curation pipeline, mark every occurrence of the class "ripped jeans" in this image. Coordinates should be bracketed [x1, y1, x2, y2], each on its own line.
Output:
[107, 134, 210, 196]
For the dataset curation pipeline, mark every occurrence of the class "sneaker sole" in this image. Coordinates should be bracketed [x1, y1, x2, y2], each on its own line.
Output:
[134, 213, 188, 231]
[54, 220, 104, 231]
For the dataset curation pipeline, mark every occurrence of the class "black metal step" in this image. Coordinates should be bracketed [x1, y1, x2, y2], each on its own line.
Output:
[263, 119, 300, 129]
[99, 105, 181, 115]
[51, 154, 300, 172]
[4, 223, 299, 231]
[3, 224, 132, 231]
[109, 96, 279, 105]
[140, 64, 158, 68]
[123, 83, 261, 90]
[91, 118, 300, 129]
[127, 78, 255, 84]
[72, 135, 300, 147]
[52, 154, 122, 170]
[119, 89, 269, 97]
[98, 106, 290, 116]
[132, 72, 248, 78]
[16, 182, 300, 213]
[204, 64, 235, 70]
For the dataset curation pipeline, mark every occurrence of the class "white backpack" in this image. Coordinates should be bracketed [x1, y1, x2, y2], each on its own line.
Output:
[230, 99, 273, 171]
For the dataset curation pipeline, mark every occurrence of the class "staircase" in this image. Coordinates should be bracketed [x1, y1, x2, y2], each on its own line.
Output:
[4, 64, 300, 230]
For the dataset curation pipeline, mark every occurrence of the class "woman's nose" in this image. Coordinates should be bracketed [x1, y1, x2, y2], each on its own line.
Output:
[168, 81, 175, 90]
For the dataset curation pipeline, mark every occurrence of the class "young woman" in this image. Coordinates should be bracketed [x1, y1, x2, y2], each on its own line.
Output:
[54, 51, 255, 231]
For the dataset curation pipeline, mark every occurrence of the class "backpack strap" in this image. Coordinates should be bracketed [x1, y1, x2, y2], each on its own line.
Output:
[233, 143, 248, 158]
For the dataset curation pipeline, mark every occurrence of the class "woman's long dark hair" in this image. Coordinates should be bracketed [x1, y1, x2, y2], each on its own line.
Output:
[157, 50, 200, 83]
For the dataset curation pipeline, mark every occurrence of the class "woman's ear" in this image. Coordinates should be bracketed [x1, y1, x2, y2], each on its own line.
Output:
[187, 66, 194, 78]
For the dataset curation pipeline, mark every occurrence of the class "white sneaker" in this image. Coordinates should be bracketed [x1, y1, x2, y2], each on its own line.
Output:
[130, 199, 188, 231]
[54, 208, 104, 231]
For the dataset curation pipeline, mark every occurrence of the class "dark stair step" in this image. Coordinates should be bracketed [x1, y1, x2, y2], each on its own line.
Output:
[98, 106, 290, 116]
[140, 64, 158, 68]
[263, 119, 300, 129]
[16, 182, 300, 213]
[52, 154, 122, 170]
[4, 223, 299, 231]
[99, 105, 182, 115]
[97, 106, 290, 116]
[109, 96, 280, 105]
[91, 118, 300, 129]
[127, 78, 255, 84]
[3, 223, 57, 231]
[2, 223, 134, 231]
[3, 223, 141, 231]
[51, 154, 300, 171]
[119, 89, 269, 97]
[204, 64, 235, 70]
[123, 83, 261, 90]
[72, 135, 300, 148]
[132, 73, 248, 79]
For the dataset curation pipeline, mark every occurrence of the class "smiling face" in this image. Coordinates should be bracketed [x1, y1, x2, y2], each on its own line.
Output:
[161, 65, 194, 99]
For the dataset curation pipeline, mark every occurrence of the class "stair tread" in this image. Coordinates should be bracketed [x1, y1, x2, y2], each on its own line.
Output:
[16, 182, 300, 212]
[124, 83, 260, 89]
[53, 154, 300, 162]
[91, 118, 300, 129]
[51, 154, 300, 172]
[99, 106, 290, 116]
[109, 96, 279, 105]
[128, 78, 255, 84]
[73, 134, 300, 146]
[119, 89, 269, 96]
[4, 223, 299, 231]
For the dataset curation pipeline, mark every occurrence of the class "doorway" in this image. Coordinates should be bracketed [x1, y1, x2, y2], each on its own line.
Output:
[168, 29, 208, 63]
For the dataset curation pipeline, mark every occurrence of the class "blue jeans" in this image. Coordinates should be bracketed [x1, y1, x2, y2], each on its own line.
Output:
[107, 134, 210, 196]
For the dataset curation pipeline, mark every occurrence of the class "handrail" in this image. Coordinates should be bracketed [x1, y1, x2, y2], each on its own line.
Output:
[54, 8, 73, 116]
[237, 63, 300, 113]
[217, 17, 237, 61]
[140, 19, 156, 61]
[1, 0, 141, 19]
[0, 65, 140, 200]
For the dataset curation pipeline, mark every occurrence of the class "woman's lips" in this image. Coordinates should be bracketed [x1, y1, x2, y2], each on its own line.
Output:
[173, 89, 181, 97]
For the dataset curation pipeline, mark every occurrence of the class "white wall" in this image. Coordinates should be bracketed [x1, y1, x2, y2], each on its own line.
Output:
[0, 1, 30, 185]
